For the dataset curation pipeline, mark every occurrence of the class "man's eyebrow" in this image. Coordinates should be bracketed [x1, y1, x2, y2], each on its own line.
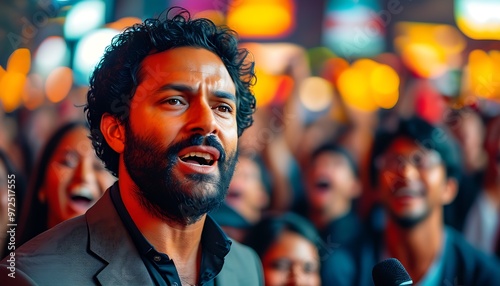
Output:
[214, 91, 236, 102]
[156, 83, 194, 93]
[157, 84, 236, 102]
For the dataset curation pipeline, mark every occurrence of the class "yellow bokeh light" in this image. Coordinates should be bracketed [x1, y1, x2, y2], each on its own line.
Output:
[7, 48, 31, 75]
[227, 0, 295, 38]
[352, 59, 379, 75]
[0, 72, 26, 112]
[298, 77, 334, 112]
[338, 68, 378, 112]
[45, 67, 73, 103]
[370, 65, 399, 95]
[394, 22, 465, 78]
[469, 49, 493, 98]
[433, 25, 467, 55]
[252, 67, 282, 107]
[370, 65, 399, 109]
[336, 59, 400, 111]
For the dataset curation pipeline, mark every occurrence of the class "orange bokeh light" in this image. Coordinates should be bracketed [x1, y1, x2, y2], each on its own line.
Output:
[7, 48, 31, 75]
[0, 72, 26, 112]
[45, 67, 73, 103]
[22, 74, 45, 110]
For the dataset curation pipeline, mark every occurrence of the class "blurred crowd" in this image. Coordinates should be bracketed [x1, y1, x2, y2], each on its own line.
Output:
[1, 34, 500, 286]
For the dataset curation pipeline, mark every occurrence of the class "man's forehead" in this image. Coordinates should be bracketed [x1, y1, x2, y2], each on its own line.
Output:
[142, 47, 225, 67]
[138, 48, 235, 85]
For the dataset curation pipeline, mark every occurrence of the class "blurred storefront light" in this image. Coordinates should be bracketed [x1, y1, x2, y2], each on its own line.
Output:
[466, 49, 500, 100]
[64, 0, 106, 40]
[394, 22, 465, 79]
[73, 28, 118, 86]
[34, 36, 70, 78]
[227, 0, 295, 39]
[322, 0, 385, 59]
[455, 0, 500, 40]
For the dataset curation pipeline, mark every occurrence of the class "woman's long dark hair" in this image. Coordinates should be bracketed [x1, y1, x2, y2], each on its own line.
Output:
[244, 212, 321, 258]
[17, 122, 87, 246]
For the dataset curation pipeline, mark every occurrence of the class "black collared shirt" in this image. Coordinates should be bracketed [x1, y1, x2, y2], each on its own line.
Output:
[109, 183, 232, 286]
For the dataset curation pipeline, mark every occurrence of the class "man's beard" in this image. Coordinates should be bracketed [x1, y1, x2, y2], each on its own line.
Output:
[123, 128, 238, 225]
[387, 206, 431, 229]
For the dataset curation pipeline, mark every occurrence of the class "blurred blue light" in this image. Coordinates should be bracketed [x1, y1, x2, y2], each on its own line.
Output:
[64, 0, 106, 40]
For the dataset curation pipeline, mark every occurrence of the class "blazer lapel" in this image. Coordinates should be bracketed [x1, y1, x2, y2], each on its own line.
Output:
[86, 187, 153, 285]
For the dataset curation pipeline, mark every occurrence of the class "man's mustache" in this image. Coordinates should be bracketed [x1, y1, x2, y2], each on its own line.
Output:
[167, 134, 226, 163]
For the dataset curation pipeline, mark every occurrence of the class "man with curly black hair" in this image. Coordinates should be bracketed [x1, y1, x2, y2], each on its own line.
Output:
[0, 8, 263, 286]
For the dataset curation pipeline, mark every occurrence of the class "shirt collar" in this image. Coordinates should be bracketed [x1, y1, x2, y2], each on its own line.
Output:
[109, 181, 232, 261]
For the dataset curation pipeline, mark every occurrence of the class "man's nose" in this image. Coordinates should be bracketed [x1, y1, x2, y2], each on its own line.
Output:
[286, 264, 305, 286]
[400, 160, 420, 180]
[185, 99, 218, 136]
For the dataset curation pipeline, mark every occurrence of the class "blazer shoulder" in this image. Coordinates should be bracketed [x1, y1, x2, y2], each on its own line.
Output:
[220, 240, 264, 286]
[12, 215, 88, 258]
[0, 215, 105, 285]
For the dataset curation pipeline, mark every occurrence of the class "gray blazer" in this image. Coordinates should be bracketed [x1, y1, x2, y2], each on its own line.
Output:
[0, 190, 264, 285]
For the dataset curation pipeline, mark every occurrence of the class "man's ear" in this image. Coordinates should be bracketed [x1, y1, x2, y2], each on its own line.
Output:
[442, 177, 458, 205]
[101, 113, 126, 154]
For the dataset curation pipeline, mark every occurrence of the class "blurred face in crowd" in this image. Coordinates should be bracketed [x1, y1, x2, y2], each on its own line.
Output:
[377, 137, 456, 228]
[121, 47, 239, 224]
[40, 126, 116, 228]
[262, 230, 320, 286]
[226, 156, 269, 223]
[306, 151, 359, 215]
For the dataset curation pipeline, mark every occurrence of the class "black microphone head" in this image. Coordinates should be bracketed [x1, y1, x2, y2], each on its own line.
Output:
[372, 258, 413, 286]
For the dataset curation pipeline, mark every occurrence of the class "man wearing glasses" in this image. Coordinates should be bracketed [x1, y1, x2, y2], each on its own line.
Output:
[355, 116, 500, 286]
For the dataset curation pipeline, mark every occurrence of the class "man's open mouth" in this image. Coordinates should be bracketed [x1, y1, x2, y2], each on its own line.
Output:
[392, 186, 425, 198]
[314, 178, 331, 192]
[179, 152, 216, 166]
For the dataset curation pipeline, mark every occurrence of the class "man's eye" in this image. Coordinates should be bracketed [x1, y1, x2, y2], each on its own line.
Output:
[166, 98, 182, 105]
[216, 105, 233, 113]
[271, 260, 292, 271]
[303, 262, 318, 273]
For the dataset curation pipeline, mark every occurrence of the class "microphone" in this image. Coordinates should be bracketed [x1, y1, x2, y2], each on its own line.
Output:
[372, 258, 413, 286]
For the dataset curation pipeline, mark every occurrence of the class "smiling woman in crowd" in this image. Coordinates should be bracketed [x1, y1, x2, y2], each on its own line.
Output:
[17, 121, 116, 246]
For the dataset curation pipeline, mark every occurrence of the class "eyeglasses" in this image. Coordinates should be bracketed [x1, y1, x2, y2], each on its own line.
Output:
[376, 150, 442, 172]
